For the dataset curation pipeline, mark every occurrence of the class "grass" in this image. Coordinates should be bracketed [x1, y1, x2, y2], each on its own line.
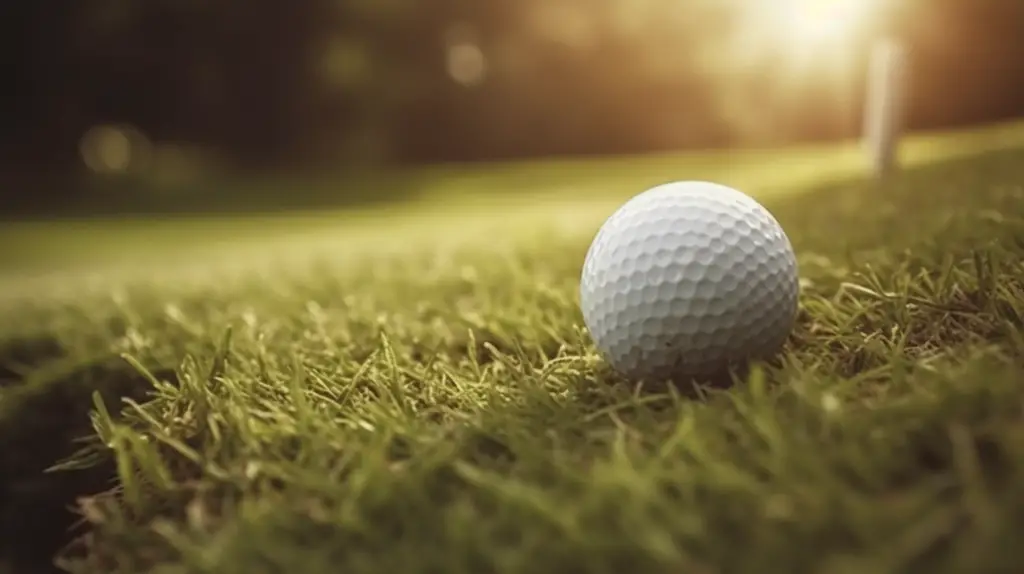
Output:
[1, 122, 1024, 573]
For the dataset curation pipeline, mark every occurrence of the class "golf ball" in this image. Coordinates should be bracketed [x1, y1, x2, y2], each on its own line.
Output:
[580, 181, 799, 380]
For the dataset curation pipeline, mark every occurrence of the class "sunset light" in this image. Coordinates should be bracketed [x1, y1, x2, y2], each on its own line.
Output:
[737, 0, 885, 58]
[776, 0, 875, 44]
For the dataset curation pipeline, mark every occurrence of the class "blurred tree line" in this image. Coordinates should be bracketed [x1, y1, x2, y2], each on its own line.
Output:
[3, 0, 1024, 177]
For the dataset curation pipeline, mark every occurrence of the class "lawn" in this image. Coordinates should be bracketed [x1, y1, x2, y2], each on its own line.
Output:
[1, 121, 1024, 574]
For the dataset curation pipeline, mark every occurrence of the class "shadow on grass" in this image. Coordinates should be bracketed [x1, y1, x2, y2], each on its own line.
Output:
[0, 351, 174, 573]
[0, 335, 66, 390]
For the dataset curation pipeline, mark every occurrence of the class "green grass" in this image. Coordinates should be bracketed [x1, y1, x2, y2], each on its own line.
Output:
[2, 122, 1024, 574]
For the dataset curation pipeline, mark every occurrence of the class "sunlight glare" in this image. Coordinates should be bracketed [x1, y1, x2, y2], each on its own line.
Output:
[727, 0, 884, 69]
[774, 0, 876, 45]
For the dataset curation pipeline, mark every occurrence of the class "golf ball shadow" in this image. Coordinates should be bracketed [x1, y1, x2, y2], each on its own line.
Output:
[589, 351, 790, 400]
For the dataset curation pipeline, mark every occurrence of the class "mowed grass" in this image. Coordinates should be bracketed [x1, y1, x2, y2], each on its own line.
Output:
[1, 126, 1024, 573]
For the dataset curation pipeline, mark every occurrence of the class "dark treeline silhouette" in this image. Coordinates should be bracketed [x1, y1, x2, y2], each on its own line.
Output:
[2, 0, 1023, 181]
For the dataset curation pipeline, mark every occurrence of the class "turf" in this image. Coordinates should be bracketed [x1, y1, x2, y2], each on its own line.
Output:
[1, 123, 1024, 574]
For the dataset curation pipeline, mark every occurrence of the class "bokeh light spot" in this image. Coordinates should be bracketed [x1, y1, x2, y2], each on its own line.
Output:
[79, 124, 152, 174]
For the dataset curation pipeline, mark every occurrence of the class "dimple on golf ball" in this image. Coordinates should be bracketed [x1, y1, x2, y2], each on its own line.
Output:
[580, 181, 800, 380]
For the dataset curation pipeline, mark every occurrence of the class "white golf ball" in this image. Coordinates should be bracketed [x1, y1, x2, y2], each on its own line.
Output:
[580, 181, 799, 380]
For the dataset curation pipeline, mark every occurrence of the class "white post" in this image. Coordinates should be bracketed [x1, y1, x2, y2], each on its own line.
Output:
[863, 38, 908, 178]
